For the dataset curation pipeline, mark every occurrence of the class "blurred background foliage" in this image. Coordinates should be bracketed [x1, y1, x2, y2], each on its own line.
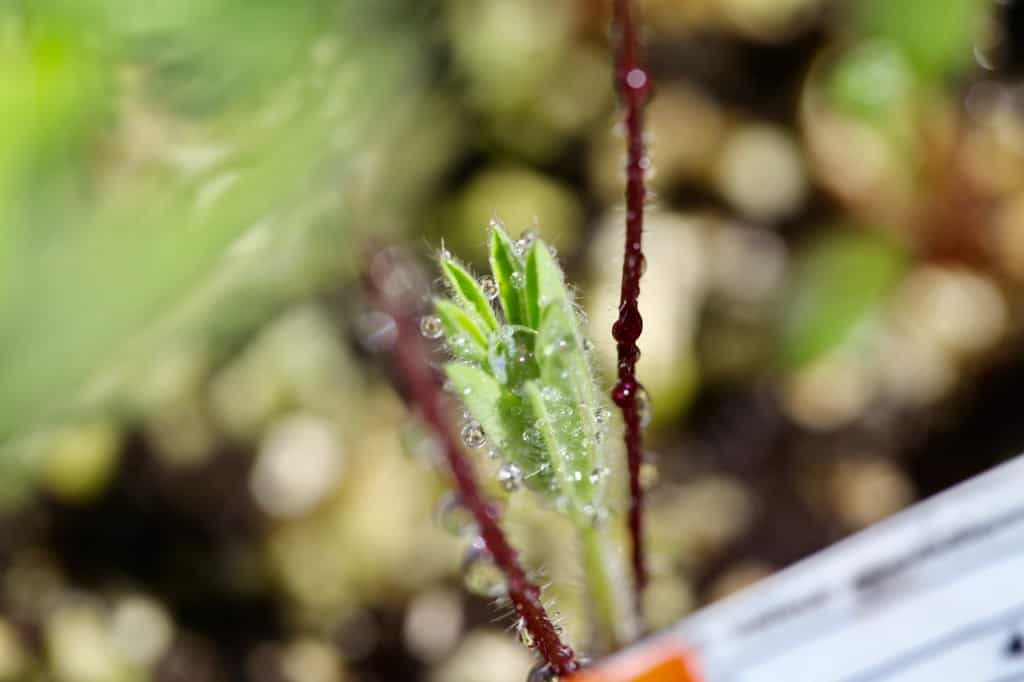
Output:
[0, 0, 1022, 680]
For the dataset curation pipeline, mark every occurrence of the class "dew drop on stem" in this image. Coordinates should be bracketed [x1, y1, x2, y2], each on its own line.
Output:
[461, 539, 507, 598]
[435, 493, 476, 537]
[461, 421, 486, 449]
[419, 315, 443, 339]
[594, 407, 610, 424]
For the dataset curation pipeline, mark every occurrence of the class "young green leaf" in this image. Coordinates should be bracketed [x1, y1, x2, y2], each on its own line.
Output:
[444, 362, 552, 491]
[433, 299, 487, 364]
[526, 240, 573, 326]
[440, 256, 499, 332]
[488, 226, 528, 327]
[435, 226, 635, 644]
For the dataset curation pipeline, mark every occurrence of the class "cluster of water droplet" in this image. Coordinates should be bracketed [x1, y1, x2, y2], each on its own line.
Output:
[461, 537, 507, 599]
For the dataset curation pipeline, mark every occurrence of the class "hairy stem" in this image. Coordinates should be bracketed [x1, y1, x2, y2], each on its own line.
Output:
[580, 523, 638, 651]
[364, 247, 579, 676]
[611, 0, 652, 604]
[527, 383, 637, 651]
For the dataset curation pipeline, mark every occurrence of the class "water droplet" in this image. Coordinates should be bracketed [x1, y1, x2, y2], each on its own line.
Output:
[589, 466, 609, 484]
[594, 429, 606, 444]
[420, 315, 444, 339]
[612, 381, 634, 406]
[436, 493, 476, 536]
[594, 407, 611, 424]
[498, 462, 523, 492]
[625, 68, 647, 90]
[528, 662, 558, 682]
[583, 504, 609, 528]
[399, 422, 442, 464]
[572, 470, 583, 482]
[636, 386, 652, 428]
[489, 216, 505, 231]
[511, 271, 525, 288]
[461, 421, 486, 449]
[582, 338, 594, 352]
[480, 276, 499, 301]
[522, 428, 542, 447]
[514, 617, 534, 648]
[462, 539, 507, 598]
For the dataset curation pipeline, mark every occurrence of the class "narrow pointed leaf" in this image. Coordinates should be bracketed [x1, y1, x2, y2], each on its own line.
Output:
[434, 299, 487, 364]
[488, 226, 527, 327]
[440, 257, 499, 331]
[526, 241, 573, 328]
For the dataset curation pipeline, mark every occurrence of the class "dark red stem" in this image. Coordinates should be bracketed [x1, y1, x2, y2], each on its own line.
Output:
[363, 247, 579, 677]
[610, 0, 651, 601]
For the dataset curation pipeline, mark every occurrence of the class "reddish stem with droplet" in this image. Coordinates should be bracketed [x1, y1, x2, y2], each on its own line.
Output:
[610, 0, 651, 602]
[363, 247, 579, 677]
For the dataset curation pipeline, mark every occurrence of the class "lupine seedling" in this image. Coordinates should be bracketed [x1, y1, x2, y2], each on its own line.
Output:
[429, 224, 639, 650]
[364, 1, 653, 676]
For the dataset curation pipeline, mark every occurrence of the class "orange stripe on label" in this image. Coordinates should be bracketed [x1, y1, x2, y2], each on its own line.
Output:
[569, 645, 702, 682]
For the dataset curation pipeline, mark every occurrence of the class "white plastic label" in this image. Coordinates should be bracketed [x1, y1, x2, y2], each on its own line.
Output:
[577, 455, 1024, 682]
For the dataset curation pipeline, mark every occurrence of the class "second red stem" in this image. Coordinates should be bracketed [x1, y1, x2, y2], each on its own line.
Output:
[610, 0, 651, 601]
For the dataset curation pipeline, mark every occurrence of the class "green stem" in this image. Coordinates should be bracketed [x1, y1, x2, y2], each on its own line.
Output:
[580, 522, 638, 651]
[526, 382, 638, 651]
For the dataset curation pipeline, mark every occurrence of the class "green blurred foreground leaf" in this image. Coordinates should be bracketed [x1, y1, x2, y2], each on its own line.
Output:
[781, 230, 907, 371]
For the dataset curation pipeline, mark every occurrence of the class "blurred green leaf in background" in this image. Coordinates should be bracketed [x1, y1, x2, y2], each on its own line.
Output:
[0, 1, 444, 445]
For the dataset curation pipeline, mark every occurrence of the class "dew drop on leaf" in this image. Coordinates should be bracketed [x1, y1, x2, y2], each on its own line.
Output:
[583, 504, 608, 528]
[419, 315, 444, 339]
[497, 462, 523, 492]
[461, 539, 507, 598]
[461, 421, 486, 449]
[589, 466, 609, 484]
[479, 275, 499, 301]
[511, 271, 526, 288]
[489, 216, 505, 231]
[435, 493, 476, 537]
[594, 407, 610, 424]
